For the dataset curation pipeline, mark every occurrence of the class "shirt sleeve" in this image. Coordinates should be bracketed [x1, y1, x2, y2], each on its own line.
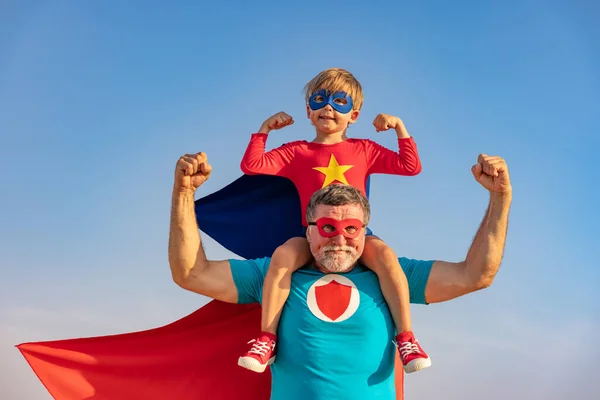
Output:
[399, 257, 433, 305]
[240, 133, 297, 178]
[365, 137, 422, 176]
[229, 257, 270, 304]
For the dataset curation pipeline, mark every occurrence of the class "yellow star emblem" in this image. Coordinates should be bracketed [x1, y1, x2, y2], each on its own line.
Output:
[313, 154, 354, 187]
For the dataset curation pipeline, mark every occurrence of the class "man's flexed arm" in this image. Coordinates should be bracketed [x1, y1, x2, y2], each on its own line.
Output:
[168, 152, 238, 303]
[425, 154, 512, 303]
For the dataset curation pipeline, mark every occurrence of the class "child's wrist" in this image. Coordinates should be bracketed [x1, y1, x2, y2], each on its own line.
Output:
[395, 127, 410, 138]
[258, 123, 271, 134]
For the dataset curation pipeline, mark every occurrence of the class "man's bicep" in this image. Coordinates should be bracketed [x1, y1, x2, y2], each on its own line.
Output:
[180, 259, 240, 303]
[424, 260, 471, 303]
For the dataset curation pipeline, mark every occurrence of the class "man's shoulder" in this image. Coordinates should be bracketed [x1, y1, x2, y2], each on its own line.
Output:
[229, 257, 272, 275]
[231, 256, 272, 266]
[398, 256, 433, 266]
[228, 257, 272, 304]
[355, 256, 433, 279]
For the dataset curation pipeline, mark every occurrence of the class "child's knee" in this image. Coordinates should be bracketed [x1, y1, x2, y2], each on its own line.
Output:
[366, 238, 398, 262]
[378, 245, 398, 263]
[272, 237, 311, 269]
[274, 238, 305, 257]
[273, 244, 294, 262]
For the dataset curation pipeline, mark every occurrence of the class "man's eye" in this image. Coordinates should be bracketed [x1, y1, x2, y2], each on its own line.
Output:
[333, 98, 348, 105]
[322, 224, 336, 233]
[345, 226, 358, 233]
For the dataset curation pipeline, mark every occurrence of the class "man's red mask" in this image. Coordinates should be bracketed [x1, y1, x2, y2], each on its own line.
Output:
[308, 217, 365, 239]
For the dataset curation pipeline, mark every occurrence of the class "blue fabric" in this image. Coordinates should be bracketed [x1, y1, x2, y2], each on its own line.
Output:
[195, 175, 303, 259]
[308, 89, 353, 114]
[230, 257, 433, 400]
[195, 174, 372, 259]
[230, 257, 432, 306]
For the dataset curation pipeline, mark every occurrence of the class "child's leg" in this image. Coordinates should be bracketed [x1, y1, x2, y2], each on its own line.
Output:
[261, 237, 312, 334]
[360, 236, 412, 333]
[238, 237, 311, 373]
[360, 236, 431, 373]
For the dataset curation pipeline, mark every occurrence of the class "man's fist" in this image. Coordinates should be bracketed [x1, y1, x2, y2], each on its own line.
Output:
[259, 112, 294, 134]
[471, 154, 512, 195]
[174, 152, 212, 193]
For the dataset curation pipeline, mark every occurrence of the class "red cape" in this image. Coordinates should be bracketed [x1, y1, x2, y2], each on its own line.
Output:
[17, 175, 404, 399]
[18, 301, 404, 399]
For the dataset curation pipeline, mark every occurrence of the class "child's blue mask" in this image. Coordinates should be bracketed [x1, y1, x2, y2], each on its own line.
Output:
[308, 89, 354, 114]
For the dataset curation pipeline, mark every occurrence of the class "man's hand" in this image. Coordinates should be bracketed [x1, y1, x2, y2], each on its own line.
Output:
[259, 112, 294, 134]
[425, 154, 512, 304]
[169, 151, 238, 304]
[471, 154, 512, 195]
[373, 113, 410, 138]
[174, 152, 212, 193]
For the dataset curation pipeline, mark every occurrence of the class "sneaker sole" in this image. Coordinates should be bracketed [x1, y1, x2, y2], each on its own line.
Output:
[237, 356, 276, 373]
[404, 357, 431, 373]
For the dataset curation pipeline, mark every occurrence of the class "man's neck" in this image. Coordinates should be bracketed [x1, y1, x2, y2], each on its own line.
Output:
[312, 130, 347, 144]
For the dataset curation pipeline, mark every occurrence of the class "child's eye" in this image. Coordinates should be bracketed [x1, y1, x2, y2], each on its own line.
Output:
[333, 98, 348, 105]
[313, 95, 325, 103]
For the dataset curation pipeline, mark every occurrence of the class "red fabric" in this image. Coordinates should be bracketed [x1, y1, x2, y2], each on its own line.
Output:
[240, 134, 421, 226]
[17, 301, 404, 399]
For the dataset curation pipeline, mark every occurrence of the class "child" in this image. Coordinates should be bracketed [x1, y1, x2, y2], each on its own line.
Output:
[238, 68, 430, 375]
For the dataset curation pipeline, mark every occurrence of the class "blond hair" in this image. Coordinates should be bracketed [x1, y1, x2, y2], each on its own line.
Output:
[303, 68, 364, 110]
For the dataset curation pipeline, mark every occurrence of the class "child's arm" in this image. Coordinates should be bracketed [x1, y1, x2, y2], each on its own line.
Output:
[240, 112, 297, 176]
[366, 113, 422, 176]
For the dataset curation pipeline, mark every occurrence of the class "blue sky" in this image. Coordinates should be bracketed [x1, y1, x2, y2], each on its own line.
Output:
[1, 1, 598, 398]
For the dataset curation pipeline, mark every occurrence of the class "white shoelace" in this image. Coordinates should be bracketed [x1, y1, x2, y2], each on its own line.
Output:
[247, 339, 273, 356]
[398, 341, 421, 358]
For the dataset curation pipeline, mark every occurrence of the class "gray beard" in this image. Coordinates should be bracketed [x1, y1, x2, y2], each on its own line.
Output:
[315, 245, 359, 273]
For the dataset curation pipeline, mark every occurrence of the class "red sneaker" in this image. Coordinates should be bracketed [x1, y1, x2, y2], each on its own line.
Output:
[395, 331, 431, 373]
[237, 333, 277, 373]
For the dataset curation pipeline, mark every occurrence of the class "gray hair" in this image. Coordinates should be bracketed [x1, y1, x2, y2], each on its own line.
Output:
[305, 184, 371, 225]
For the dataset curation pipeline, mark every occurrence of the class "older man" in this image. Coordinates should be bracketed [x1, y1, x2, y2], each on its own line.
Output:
[168, 152, 512, 400]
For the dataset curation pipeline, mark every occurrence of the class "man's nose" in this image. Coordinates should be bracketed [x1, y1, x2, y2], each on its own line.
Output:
[329, 234, 346, 246]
